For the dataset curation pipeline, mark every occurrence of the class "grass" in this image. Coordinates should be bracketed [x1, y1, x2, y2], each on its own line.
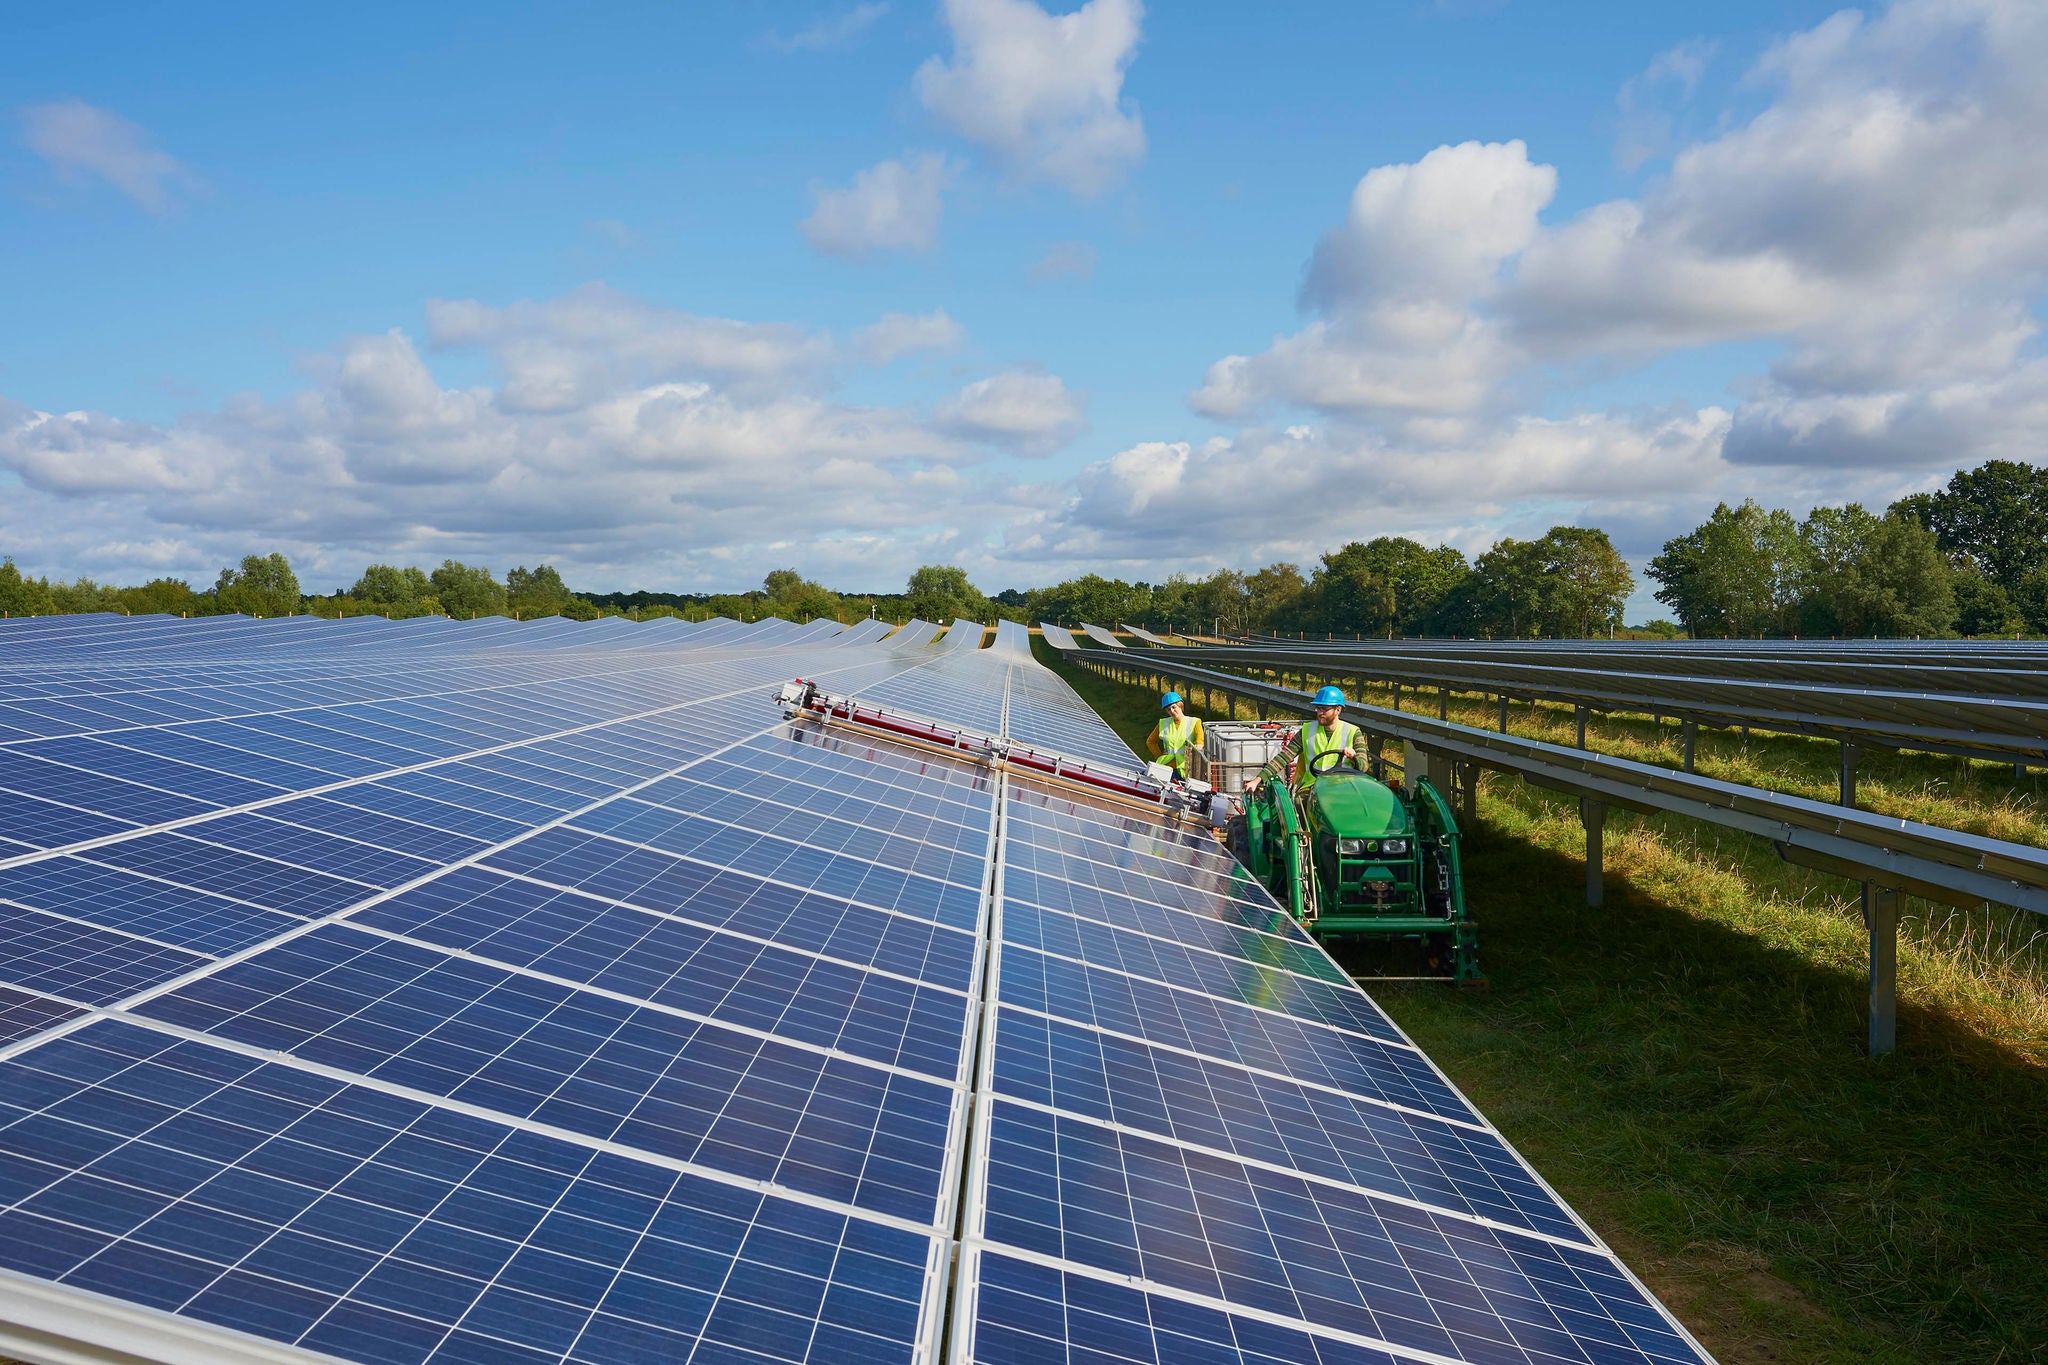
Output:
[1037, 640, 2048, 1365]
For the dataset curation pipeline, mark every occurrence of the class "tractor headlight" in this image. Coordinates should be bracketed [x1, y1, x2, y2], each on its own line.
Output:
[1337, 838, 1364, 854]
[1381, 838, 1409, 855]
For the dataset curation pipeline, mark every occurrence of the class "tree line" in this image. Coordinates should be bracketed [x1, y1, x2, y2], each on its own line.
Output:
[2, 461, 2041, 637]
[1649, 461, 2048, 638]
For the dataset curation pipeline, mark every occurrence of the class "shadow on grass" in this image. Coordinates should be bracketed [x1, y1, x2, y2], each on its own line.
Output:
[1368, 821, 2048, 1365]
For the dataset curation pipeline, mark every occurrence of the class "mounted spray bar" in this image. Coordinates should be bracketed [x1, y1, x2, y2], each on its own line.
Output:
[773, 679, 1234, 826]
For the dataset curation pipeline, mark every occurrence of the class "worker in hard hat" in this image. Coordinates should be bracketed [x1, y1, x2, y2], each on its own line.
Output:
[1248, 685, 1360, 793]
[1146, 691, 1206, 778]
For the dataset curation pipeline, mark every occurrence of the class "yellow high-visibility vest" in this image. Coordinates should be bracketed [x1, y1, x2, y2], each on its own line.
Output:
[1295, 719, 1359, 789]
[1153, 715, 1202, 772]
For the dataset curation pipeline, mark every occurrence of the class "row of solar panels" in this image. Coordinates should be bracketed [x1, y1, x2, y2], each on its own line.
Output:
[1055, 631, 2048, 765]
[0, 611, 1711, 1365]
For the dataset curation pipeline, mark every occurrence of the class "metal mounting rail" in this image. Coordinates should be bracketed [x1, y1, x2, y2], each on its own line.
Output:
[1063, 649, 2048, 1055]
[1091, 640, 2048, 768]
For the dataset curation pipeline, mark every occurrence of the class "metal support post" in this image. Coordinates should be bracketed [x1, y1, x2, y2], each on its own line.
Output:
[1574, 705, 1588, 749]
[1497, 694, 1509, 734]
[1681, 721, 1697, 773]
[1438, 687, 1449, 721]
[1580, 798, 1607, 908]
[1392, 684, 1402, 713]
[1458, 762, 1478, 825]
[1839, 742, 1860, 808]
[1863, 884, 1899, 1055]
[1366, 734, 1385, 781]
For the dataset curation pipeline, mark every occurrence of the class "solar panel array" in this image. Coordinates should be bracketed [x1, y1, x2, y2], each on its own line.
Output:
[0, 612, 1713, 1365]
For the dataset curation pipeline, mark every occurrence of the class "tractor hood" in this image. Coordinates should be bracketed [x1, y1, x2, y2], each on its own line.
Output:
[1307, 771, 1409, 836]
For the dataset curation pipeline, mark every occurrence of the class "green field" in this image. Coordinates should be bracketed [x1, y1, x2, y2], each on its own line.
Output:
[1036, 638, 2048, 1365]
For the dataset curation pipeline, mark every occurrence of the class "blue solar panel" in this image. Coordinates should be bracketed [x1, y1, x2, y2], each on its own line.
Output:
[0, 612, 1709, 1365]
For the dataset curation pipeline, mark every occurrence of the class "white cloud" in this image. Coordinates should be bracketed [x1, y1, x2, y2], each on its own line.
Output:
[854, 310, 966, 364]
[424, 283, 831, 410]
[0, 291, 1015, 593]
[1171, 0, 2048, 562]
[936, 369, 1087, 453]
[915, 0, 1145, 195]
[1192, 140, 1554, 422]
[1502, 0, 2048, 471]
[768, 3, 891, 52]
[802, 153, 952, 257]
[1029, 240, 1098, 281]
[21, 99, 197, 213]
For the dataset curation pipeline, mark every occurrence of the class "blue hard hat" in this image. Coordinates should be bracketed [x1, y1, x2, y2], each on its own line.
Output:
[1313, 685, 1347, 707]
[1160, 691, 1184, 708]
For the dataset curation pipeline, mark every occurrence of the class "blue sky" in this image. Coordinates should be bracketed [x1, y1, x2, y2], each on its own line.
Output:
[4, 0, 2044, 609]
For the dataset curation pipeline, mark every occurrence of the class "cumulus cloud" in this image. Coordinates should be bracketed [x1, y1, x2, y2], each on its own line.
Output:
[802, 153, 952, 257]
[916, 0, 1145, 195]
[21, 99, 197, 213]
[424, 283, 831, 409]
[936, 369, 1087, 453]
[1502, 0, 2048, 470]
[1149, 0, 2048, 571]
[854, 310, 966, 364]
[1192, 140, 1555, 422]
[0, 291, 1016, 592]
[768, 3, 890, 52]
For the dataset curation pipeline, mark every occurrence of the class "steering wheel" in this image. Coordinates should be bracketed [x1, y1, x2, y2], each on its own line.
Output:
[1308, 748, 1353, 775]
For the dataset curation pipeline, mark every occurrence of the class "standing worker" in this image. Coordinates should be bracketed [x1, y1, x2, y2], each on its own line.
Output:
[1248, 685, 1361, 793]
[1147, 691, 1206, 778]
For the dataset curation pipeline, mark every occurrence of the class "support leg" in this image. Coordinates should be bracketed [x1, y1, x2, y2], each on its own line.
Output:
[1574, 705, 1588, 750]
[1392, 683, 1402, 713]
[1580, 799, 1607, 908]
[1681, 721, 1697, 773]
[1439, 686, 1449, 721]
[1572, 802, 1605, 908]
[1497, 694, 1509, 734]
[1864, 884, 1899, 1055]
[1839, 742, 1860, 808]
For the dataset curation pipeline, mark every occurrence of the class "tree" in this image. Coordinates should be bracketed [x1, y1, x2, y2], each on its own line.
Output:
[1651, 501, 1803, 637]
[350, 564, 435, 616]
[430, 560, 506, 619]
[1472, 538, 1547, 638]
[1536, 527, 1633, 637]
[760, 568, 840, 623]
[214, 553, 302, 618]
[1188, 569, 1250, 637]
[1307, 538, 1473, 637]
[1244, 563, 1307, 633]
[1952, 570, 2019, 636]
[2016, 565, 2048, 635]
[0, 558, 55, 617]
[1799, 505, 1953, 637]
[1900, 460, 2048, 591]
[1030, 574, 1144, 627]
[506, 565, 575, 618]
[905, 565, 992, 623]
[118, 578, 199, 617]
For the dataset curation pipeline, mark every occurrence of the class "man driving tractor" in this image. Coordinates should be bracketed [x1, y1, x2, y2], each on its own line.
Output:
[1247, 685, 1362, 793]
[1145, 691, 1206, 776]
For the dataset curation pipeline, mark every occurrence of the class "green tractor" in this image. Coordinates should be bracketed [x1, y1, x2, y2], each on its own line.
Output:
[1231, 748, 1484, 984]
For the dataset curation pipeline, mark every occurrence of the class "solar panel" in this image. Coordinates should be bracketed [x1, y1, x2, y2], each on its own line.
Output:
[0, 612, 1713, 1365]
